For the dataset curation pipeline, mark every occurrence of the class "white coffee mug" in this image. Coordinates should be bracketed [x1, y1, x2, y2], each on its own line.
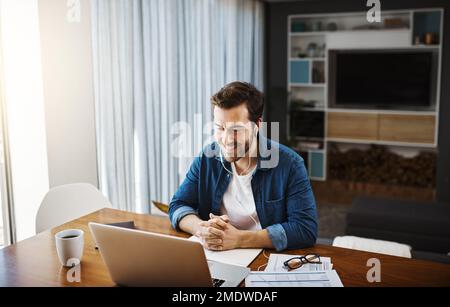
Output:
[55, 229, 84, 267]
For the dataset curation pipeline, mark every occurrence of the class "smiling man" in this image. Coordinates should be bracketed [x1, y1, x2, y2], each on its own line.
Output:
[169, 81, 318, 252]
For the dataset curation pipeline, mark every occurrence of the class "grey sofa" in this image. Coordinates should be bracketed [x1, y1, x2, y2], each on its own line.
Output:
[346, 196, 450, 264]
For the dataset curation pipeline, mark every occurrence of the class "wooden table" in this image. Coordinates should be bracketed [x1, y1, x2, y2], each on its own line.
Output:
[0, 208, 449, 287]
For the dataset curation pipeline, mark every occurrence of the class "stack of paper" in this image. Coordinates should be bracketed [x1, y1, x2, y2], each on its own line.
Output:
[245, 270, 343, 287]
[245, 253, 343, 287]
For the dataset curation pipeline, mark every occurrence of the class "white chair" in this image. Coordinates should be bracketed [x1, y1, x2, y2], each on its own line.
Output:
[36, 183, 112, 233]
[332, 236, 412, 258]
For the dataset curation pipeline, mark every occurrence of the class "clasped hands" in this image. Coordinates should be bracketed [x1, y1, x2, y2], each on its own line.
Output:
[195, 213, 242, 251]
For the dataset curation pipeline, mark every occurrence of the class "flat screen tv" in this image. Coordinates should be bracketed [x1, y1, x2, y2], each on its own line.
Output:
[328, 49, 437, 110]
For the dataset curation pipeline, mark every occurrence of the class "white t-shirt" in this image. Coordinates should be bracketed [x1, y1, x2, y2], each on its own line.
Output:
[220, 163, 262, 231]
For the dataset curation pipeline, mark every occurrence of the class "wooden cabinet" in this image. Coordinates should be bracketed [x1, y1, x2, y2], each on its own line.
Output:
[327, 112, 378, 141]
[327, 112, 436, 145]
[378, 114, 436, 144]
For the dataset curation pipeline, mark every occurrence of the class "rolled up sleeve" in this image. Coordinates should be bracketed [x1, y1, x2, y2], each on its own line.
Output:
[170, 206, 198, 231]
[266, 224, 288, 251]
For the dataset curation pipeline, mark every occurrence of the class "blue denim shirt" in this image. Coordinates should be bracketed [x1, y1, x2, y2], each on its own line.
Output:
[168, 137, 318, 251]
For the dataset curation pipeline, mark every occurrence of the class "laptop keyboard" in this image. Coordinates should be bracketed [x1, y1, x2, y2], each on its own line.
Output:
[212, 278, 225, 287]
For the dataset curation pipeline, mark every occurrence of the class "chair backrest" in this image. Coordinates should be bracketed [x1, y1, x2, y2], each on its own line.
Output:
[332, 235, 412, 258]
[151, 200, 169, 214]
[36, 183, 112, 233]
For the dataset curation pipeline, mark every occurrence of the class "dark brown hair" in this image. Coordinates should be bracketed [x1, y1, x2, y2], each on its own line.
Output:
[211, 81, 264, 123]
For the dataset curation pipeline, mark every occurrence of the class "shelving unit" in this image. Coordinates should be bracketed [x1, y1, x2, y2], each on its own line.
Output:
[287, 8, 444, 181]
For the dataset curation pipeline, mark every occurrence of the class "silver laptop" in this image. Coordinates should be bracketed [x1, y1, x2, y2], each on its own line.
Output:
[89, 222, 250, 287]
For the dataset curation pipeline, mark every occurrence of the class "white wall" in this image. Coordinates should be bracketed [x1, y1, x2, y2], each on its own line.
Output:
[0, 0, 50, 240]
[38, 0, 98, 188]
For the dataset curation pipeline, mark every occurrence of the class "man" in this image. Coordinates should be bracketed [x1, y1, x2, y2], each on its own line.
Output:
[169, 81, 317, 252]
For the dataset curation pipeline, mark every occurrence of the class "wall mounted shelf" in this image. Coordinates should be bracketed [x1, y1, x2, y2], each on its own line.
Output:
[287, 8, 444, 181]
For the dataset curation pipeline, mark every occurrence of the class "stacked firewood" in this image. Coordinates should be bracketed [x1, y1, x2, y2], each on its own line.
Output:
[328, 144, 436, 188]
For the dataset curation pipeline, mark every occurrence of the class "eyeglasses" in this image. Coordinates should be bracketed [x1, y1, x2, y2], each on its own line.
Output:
[283, 254, 321, 271]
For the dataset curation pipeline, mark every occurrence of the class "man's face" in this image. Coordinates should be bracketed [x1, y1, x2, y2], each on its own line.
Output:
[213, 104, 257, 163]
